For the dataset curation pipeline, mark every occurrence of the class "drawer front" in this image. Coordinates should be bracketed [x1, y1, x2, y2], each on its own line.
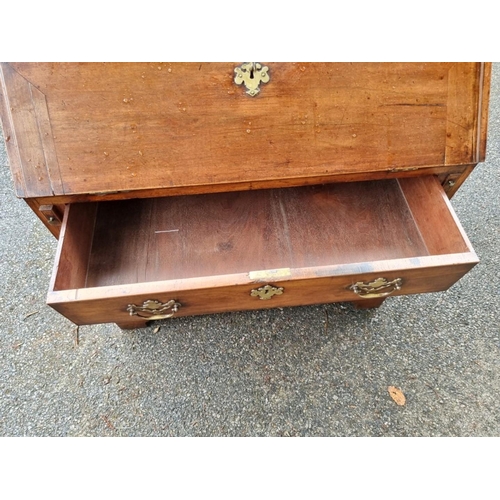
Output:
[47, 257, 476, 326]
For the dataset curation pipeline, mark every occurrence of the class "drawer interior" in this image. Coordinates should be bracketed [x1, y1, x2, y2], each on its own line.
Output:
[51, 176, 473, 292]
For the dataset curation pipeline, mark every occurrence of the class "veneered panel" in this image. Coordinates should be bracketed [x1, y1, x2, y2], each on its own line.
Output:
[2, 62, 489, 200]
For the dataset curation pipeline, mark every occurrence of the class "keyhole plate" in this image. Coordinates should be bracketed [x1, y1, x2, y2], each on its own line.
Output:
[250, 284, 284, 300]
[234, 62, 270, 96]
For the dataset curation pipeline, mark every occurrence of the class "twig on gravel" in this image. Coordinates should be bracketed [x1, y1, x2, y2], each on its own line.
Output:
[424, 381, 440, 398]
[101, 415, 116, 431]
[23, 311, 39, 320]
[74, 326, 79, 347]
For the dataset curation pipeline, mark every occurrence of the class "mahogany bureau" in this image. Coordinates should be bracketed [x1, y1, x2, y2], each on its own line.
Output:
[0, 63, 491, 329]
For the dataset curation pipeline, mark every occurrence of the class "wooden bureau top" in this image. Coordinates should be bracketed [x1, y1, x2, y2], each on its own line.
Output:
[0, 62, 491, 201]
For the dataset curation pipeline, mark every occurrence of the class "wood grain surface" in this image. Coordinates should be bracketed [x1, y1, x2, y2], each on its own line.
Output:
[48, 258, 478, 326]
[83, 179, 428, 287]
[1, 62, 491, 201]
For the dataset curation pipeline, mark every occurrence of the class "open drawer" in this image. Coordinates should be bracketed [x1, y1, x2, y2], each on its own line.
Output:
[47, 176, 478, 329]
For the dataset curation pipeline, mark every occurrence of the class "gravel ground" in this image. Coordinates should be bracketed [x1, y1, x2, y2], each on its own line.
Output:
[0, 65, 498, 437]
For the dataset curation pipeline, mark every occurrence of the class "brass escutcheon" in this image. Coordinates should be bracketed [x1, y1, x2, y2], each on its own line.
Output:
[127, 299, 181, 320]
[250, 284, 284, 300]
[234, 62, 270, 97]
[349, 277, 403, 299]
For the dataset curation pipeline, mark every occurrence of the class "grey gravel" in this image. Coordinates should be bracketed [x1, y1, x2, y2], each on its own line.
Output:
[0, 65, 499, 437]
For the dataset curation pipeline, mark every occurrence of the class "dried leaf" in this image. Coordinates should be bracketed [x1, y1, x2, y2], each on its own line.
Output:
[388, 386, 406, 406]
[153, 326, 161, 334]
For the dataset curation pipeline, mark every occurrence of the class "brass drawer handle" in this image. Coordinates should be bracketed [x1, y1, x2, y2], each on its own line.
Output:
[234, 62, 270, 97]
[349, 278, 403, 299]
[127, 299, 181, 320]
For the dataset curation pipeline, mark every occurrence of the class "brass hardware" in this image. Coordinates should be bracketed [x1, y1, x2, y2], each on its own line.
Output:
[234, 62, 270, 97]
[250, 284, 284, 300]
[39, 204, 62, 226]
[127, 299, 181, 320]
[389, 166, 419, 173]
[349, 277, 403, 299]
[249, 268, 291, 281]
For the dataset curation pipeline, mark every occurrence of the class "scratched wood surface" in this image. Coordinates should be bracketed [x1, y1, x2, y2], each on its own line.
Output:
[0, 62, 490, 200]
